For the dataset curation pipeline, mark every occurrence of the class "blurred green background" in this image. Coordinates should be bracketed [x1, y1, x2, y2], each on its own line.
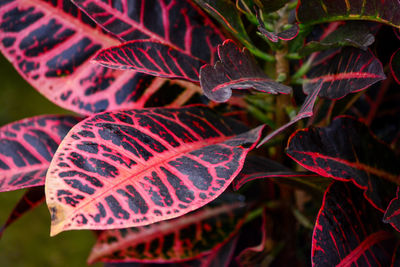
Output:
[0, 54, 101, 267]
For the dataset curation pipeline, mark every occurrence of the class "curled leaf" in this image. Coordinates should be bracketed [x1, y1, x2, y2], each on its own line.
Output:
[200, 40, 291, 102]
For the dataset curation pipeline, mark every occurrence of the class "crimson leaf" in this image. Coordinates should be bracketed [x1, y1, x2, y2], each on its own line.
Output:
[199, 40, 291, 102]
[0, 115, 80, 192]
[0, 0, 198, 115]
[45, 105, 264, 235]
[286, 116, 400, 212]
[88, 194, 246, 264]
[72, 0, 224, 64]
[304, 47, 386, 99]
[313, 181, 399, 266]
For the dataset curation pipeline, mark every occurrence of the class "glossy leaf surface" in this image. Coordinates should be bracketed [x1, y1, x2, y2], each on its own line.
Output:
[72, 0, 224, 64]
[287, 116, 400, 212]
[312, 182, 398, 266]
[200, 40, 291, 102]
[297, 0, 400, 29]
[0, 187, 45, 237]
[46, 106, 264, 235]
[304, 48, 385, 99]
[391, 48, 400, 85]
[258, 79, 322, 146]
[88, 194, 246, 264]
[0, 0, 198, 115]
[93, 40, 205, 82]
[0, 115, 80, 192]
[299, 22, 375, 56]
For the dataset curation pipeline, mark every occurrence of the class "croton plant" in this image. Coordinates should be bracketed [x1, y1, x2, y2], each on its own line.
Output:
[0, 0, 400, 266]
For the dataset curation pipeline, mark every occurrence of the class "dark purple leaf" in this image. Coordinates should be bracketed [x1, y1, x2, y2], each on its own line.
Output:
[257, 79, 323, 147]
[72, 0, 224, 64]
[286, 116, 400, 212]
[0, 187, 44, 237]
[384, 187, 400, 232]
[304, 47, 386, 99]
[300, 22, 375, 56]
[199, 40, 291, 102]
[390, 48, 400, 85]
[312, 181, 398, 266]
[93, 40, 205, 82]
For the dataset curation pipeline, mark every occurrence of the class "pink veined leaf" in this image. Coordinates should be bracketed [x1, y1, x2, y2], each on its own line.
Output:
[390, 48, 400, 85]
[72, 0, 224, 64]
[0, 187, 45, 237]
[255, 7, 299, 43]
[92, 40, 205, 82]
[257, 79, 323, 147]
[45, 105, 264, 236]
[199, 40, 291, 103]
[303, 47, 386, 99]
[384, 187, 400, 233]
[87, 194, 246, 264]
[0, 0, 205, 115]
[312, 181, 399, 267]
[286, 116, 400, 213]
[0, 115, 81, 192]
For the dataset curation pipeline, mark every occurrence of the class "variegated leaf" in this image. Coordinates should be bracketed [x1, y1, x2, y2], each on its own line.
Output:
[0, 115, 80, 192]
[45, 105, 264, 235]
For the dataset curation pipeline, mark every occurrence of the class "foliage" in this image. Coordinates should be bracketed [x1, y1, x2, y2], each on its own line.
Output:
[0, 0, 399, 266]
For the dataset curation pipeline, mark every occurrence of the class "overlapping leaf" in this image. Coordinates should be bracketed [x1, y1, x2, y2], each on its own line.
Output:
[0, 187, 45, 237]
[312, 181, 399, 266]
[199, 40, 291, 102]
[74, 0, 224, 82]
[93, 40, 205, 82]
[297, 0, 400, 29]
[0, 115, 80, 192]
[45, 105, 264, 235]
[299, 22, 375, 56]
[384, 187, 400, 232]
[88, 194, 246, 264]
[0, 0, 207, 115]
[391, 48, 400, 85]
[287, 116, 400, 212]
[303, 47, 386, 99]
[72, 0, 224, 64]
